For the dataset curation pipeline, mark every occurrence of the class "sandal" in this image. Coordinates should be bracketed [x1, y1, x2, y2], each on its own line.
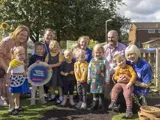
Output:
[56, 98, 63, 104]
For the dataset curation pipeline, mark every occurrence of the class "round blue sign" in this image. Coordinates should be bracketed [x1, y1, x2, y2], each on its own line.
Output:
[30, 66, 48, 83]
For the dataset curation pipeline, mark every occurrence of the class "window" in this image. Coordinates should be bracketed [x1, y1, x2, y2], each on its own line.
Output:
[158, 30, 160, 33]
[148, 29, 155, 33]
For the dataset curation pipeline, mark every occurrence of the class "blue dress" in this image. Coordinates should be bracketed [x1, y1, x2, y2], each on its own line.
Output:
[127, 58, 152, 97]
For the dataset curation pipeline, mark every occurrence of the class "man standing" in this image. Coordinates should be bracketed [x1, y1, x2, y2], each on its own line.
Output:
[103, 30, 126, 99]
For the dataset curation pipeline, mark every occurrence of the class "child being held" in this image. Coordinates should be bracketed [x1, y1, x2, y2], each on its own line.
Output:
[108, 53, 136, 118]
[29, 42, 48, 105]
[74, 49, 88, 109]
[7, 46, 28, 115]
[87, 44, 110, 110]
[60, 50, 76, 106]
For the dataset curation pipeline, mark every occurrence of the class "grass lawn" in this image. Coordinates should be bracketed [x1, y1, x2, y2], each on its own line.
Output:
[112, 113, 139, 120]
[0, 98, 56, 120]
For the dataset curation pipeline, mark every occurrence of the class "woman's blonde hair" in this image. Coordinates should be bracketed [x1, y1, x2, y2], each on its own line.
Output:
[12, 25, 30, 40]
[92, 44, 104, 57]
[77, 36, 90, 45]
[125, 45, 141, 60]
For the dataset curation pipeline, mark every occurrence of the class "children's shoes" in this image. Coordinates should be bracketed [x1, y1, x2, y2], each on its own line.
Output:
[69, 95, 75, 106]
[81, 102, 87, 109]
[15, 106, 24, 112]
[9, 109, 19, 115]
[61, 95, 67, 106]
[126, 108, 133, 118]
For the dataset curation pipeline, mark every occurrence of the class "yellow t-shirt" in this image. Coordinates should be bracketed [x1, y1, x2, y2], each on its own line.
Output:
[74, 61, 88, 83]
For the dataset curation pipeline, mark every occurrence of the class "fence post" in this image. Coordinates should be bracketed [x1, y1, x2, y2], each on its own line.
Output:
[156, 48, 160, 94]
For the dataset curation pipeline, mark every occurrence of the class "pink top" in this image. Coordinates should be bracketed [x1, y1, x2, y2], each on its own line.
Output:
[103, 42, 126, 75]
[0, 36, 27, 70]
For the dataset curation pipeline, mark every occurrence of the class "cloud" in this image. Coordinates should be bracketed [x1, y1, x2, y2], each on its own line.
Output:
[118, 0, 160, 22]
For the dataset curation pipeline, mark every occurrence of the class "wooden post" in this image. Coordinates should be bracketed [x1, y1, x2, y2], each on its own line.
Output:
[156, 48, 160, 94]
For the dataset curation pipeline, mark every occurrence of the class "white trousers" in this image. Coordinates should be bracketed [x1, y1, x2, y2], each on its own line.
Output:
[31, 85, 44, 100]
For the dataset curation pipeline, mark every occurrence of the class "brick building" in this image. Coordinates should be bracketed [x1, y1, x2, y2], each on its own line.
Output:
[129, 22, 160, 47]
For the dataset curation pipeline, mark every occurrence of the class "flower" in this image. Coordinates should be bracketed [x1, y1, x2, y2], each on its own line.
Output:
[1, 22, 8, 29]
[89, 39, 94, 45]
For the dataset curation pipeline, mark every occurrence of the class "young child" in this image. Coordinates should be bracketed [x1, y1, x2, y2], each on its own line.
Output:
[28, 42, 47, 105]
[60, 50, 75, 106]
[87, 44, 110, 110]
[108, 53, 136, 118]
[71, 42, 79, 59]
[74, 49, 88, 109]
[6, 46, 28, 115]
[45, 40, 64, 104]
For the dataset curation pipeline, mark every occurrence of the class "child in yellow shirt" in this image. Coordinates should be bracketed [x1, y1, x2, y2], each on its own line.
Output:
[108, 53, 136, 118]
[74, 49, 88, 109]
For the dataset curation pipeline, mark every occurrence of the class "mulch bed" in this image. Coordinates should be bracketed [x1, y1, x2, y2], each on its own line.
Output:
[39, 93, 160, 120]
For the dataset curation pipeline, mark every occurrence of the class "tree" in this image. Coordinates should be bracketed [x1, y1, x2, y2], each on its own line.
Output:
[0, 0, 130, 43]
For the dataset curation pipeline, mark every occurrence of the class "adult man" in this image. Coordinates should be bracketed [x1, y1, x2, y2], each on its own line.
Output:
[103, 30, 126, 99]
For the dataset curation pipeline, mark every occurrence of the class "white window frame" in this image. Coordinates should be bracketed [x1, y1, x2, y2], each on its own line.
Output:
[148, 29, 155, 33]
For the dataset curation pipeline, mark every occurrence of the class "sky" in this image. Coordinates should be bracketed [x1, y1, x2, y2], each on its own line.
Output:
[118, 0, 160, 22]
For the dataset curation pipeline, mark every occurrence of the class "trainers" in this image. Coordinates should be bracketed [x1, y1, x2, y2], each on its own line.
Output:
[81, 102, 87, 109]
[76, 101, 83, 109]
[108, 101, 120, 112]
[87, 100, 98, 111]
[16, 106, 24, 112]
[9, 109, 19, 115]
[126, 108, 133, 118]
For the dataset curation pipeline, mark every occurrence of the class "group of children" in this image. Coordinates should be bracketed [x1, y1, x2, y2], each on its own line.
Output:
[7, 37, 136, 118]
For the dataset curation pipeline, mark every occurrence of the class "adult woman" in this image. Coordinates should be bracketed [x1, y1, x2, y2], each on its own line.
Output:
[125, 45, 152, 106]
[42, 28, 56, 97]
[77, 36, 92, 63]
[43, 28, 56, 58]
[0, 25, 30, 106]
